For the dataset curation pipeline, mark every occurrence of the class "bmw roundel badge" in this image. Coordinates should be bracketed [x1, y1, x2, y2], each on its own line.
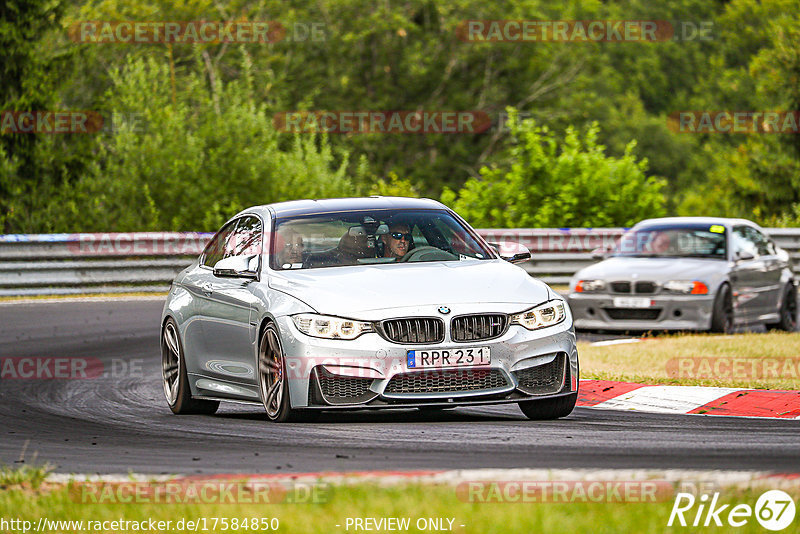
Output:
[438, 306, 451, 315]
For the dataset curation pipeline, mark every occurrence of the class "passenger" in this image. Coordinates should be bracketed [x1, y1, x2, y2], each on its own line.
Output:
[381, 223, 412, 259]
[277, 228, 304, 266]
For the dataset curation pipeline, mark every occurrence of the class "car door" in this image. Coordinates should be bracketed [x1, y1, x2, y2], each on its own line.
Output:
[180, 219, 238, 378]
[197, 215, 264, 390]
[744, 226, 784, 318]
[729, 225, 771, 321]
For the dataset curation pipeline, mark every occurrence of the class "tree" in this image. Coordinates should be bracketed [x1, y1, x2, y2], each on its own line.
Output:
[441, 110, 665, 228]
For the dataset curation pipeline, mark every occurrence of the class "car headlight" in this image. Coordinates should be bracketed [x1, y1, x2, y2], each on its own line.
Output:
[663, 280, 709, 295]
[574, 279, 606, 293]
[292, 313, 374, 340]
[511, 300, 567, 330]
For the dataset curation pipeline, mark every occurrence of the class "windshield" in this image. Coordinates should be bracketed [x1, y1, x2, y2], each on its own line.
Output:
[612, 224, 727, 259]
[271, 209, 493, 270]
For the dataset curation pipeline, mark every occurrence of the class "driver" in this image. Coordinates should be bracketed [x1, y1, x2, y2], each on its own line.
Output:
[649, 231, 674, 254]
[381, 223, 412, 259]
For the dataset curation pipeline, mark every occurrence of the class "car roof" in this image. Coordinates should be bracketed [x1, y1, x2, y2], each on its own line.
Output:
[633, 216, 763, 229]
[260, 196, 446, 218]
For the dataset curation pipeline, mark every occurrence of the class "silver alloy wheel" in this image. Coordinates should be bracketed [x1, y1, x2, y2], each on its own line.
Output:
[259, 327, 285, 419]
[162, 322, 181, 405]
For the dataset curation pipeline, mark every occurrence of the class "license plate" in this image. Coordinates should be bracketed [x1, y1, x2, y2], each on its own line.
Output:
[613, 297, 654, 308]
[407, 347, 491, 369]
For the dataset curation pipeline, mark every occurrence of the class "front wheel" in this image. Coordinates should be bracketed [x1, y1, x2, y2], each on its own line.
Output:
[709, 284, 733, 333]
[767, 284, 798, 332]
[518, 393, 577, 420]
[258, 323, 313, 423]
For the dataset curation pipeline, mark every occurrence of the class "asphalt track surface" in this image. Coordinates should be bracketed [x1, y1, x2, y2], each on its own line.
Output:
[1, 299, 798, 475]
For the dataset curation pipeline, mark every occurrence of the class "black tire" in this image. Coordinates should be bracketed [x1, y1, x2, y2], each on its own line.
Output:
[161, 318, 219, 415]
[258, 322, 313, 423]
[709, 283, 733, 334]
[518, 392, 577, 420]
[767, 284, 798, 332]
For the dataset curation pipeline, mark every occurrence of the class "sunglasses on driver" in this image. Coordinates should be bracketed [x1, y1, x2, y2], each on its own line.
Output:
[390, 232, 412, 241]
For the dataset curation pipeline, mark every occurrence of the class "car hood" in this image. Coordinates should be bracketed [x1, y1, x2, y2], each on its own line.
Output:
[574, 256, 727, 282]
[268, 260, 551, 315]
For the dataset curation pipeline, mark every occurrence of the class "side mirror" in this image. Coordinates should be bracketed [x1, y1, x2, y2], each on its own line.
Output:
[490, 241, 532, 264]
[213, 255, 259, 279]
[735, 250, 755, 262]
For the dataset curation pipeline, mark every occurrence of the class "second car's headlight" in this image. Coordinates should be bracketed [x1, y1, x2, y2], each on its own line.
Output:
[511, 300, 567, 331]
[292, 313, 374, 340]
[575, 279, 606, 293]
[663, 280, 709, 294]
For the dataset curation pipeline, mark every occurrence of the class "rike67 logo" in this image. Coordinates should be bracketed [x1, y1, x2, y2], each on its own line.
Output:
[668, 490, 796, 531]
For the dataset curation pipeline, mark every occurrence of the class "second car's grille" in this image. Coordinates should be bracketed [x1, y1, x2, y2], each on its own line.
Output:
[604, 308, 661, 320]
[513, 353, 566, 395]
[384, 369, 508, 395]
[610, 281, 632, 293]
[634, 281, 657, 294]
[451, 314, 508, 342]
[380, 318, 444, 344]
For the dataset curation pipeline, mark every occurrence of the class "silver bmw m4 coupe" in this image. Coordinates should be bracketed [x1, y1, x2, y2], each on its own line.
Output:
[161, 197, 578, 422]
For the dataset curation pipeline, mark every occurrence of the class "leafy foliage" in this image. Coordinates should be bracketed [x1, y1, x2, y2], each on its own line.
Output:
[2, 0, 800, 232]
[442, 111, 665, 227]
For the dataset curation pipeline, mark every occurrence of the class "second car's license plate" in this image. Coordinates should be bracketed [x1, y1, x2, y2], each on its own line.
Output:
[613, 297, 654, 308]
[407, 347, 490, 368]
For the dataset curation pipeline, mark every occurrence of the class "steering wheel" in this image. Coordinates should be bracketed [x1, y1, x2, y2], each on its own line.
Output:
[399, 246, 458, 263]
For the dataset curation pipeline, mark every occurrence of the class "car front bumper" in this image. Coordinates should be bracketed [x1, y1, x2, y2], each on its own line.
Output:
[275, 314, 579, 409]
[567, 292, 715, 331]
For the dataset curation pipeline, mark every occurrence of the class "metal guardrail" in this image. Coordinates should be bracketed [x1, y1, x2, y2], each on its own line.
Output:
[1, 229, 799, 296]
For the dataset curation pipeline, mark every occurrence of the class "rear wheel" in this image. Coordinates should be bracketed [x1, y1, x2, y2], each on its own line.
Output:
[767, 284, 798, 332]
[709, 284, 733, 333]
[518, 393, 577, 420]
[161, 318, 219, 415]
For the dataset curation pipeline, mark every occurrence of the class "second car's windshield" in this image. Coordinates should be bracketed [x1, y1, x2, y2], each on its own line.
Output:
[612, 224, 727, 259]
[271, 209, 492, 270]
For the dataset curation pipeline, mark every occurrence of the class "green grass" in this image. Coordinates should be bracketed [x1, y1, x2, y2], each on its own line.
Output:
[579, 331, 800, 389]
[0, 463, 52, 490]
[0, 475, 793, 534]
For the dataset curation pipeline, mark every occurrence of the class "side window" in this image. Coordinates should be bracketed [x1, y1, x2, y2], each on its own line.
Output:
[744, 227, 771, 256]
[230, 216, 263, 257]
[430, 218, 472, 254]
[731, 226, 757, 258]
[410, 224, 430, 247]
[201, 220, 237, 267]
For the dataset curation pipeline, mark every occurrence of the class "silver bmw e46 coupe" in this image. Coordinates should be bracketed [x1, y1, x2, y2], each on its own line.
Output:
[567, 217, 797, 333]
[161, 197, 578, 422]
